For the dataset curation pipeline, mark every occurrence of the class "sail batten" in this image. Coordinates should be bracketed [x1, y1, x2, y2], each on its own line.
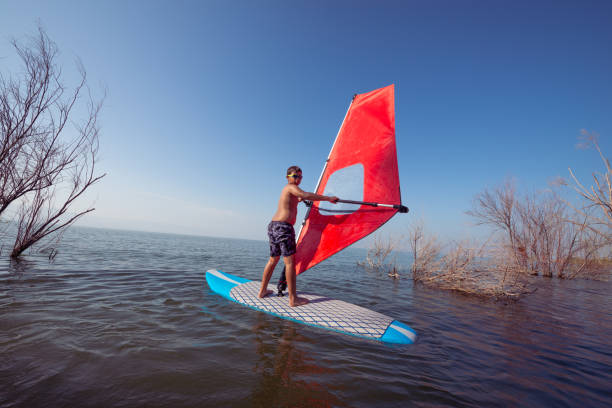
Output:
[295, 84, 403, 275]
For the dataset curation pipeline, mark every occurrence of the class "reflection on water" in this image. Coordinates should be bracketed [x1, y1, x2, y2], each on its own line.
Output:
[0, 226, 611, 407]
[250, 314, 346, 408]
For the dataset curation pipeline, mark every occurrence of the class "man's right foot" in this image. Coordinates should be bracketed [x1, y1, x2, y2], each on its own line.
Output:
[258, 289, 272, 298]
[289, 296, 309, 307]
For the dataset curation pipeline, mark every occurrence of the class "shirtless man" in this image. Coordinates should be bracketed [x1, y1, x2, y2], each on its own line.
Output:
[258, 166, 339, 307]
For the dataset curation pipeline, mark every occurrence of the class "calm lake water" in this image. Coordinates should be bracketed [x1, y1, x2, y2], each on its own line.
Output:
[1, 226, 611, 407]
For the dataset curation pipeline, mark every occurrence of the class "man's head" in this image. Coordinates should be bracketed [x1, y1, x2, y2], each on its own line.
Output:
[286, 165, 302, 185]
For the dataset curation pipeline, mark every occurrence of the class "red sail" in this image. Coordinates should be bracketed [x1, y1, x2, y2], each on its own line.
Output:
[295, 84, 401, 275]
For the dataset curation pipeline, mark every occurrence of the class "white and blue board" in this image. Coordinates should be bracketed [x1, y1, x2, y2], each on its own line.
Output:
[206, 269, 416, 344]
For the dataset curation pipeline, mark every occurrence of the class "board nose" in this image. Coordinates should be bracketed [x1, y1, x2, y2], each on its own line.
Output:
[381, 320, 417, 344]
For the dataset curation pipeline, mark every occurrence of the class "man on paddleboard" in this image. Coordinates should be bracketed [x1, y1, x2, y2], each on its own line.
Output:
[258, 166, 338, 307]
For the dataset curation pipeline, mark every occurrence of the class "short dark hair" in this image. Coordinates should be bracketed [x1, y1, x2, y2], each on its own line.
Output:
[286, 165, 302, 175]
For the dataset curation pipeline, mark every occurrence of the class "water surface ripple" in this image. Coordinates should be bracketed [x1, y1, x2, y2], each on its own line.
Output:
[1, 227, 610, 407]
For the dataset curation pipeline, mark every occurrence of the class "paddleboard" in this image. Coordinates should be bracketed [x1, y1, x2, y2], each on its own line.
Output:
[206, 269, 416, 344]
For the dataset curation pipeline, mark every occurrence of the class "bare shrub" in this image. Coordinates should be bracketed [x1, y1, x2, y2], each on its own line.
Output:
[562, 130, 612, 244]
[467, 179, 519, 249]
[515, 193, 586, 278]
[357, 234, 401, 278]
[565, 229, 610, 279]
[480, 243, 533, 297]
[466, 180, 603, 279]
[408, 220, 442, 280]
[0, 27, 105, 258]
[409, 222, 531, 299]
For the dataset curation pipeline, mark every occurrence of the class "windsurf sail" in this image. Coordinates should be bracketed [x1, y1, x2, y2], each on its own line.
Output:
[278, 84, 406, 293]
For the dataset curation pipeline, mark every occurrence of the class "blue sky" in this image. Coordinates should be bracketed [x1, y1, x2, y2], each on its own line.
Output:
[1, 0, 611, 244]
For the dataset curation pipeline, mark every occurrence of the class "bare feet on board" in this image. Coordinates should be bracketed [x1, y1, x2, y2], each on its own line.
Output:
[289, 296, 309, 307]
[258, 289, 272, 298]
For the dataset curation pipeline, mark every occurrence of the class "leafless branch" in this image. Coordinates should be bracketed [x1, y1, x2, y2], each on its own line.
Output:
[564, 130, 612, 242]
[468, 178, 609, 280]
[358, 234, 402, 277]
[0, 26, 105, 258]
[408, 222, 532, 299]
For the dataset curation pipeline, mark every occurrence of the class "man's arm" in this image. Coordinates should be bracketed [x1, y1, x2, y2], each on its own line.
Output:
[289, 185, 339, 203]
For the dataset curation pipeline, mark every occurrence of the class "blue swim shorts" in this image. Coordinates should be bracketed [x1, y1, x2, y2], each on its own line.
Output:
[267, 221, 296, 257]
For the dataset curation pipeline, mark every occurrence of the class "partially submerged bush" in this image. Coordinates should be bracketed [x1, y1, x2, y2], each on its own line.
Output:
[409, 222, 532, 300]
[357, 234, 401, 278]
[468, 179, 610, 280]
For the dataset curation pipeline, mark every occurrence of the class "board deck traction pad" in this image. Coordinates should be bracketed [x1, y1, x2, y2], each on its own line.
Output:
[206, 269, 416, 344]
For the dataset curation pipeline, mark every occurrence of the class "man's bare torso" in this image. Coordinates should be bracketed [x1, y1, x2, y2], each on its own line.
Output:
[271, 184, 300, 225]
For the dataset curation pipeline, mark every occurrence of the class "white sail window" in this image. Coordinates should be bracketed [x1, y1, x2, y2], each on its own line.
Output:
[318, 163, 364, 215]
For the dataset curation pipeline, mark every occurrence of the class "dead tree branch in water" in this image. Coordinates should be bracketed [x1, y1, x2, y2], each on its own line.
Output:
[408, 220, 442, 280]
[408, 221, 531, 299]
[357, 234, 402, 278]
[468, 179, 608, 279]
[0, 27, 105, 258]
[563, 130, 612, 244]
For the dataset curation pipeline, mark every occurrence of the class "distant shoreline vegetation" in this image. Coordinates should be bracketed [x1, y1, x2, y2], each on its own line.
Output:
[360, 132, 611, 299]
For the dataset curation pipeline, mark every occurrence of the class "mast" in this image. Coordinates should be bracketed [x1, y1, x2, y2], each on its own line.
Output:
[295, 94, 356, 242]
